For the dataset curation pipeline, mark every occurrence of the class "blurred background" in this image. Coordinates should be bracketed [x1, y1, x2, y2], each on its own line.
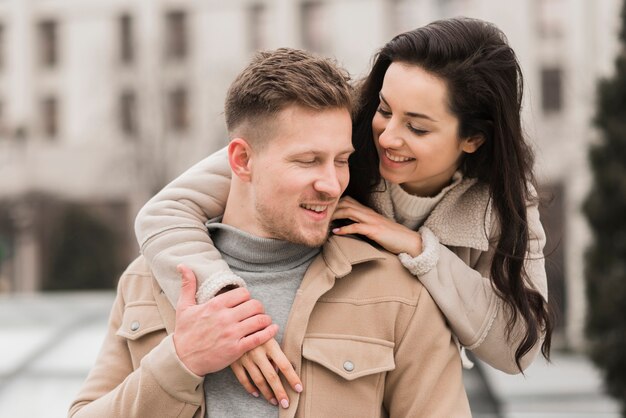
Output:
[0, 0, 625, 417]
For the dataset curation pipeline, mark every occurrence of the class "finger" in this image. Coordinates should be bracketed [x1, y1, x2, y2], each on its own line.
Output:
[230, 298, 265, 322]
[176, 264, 197, 310]
[231, 360, 260, 398]
[332, 222, 370, 237]
[331, 207, 373, 224]
[253, 350, 290, 408]
[338, 196, 370, 210]
[212, 286, 251, 308]
[268, 346, 303, 394]
[330, 208, 363, 223]
[237, 314, 273, 337]
[242, 356, 278, 405]
[239, 323, 279, 353]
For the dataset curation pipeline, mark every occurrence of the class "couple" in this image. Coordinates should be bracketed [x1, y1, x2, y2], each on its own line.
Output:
[70, 17, 552, 417]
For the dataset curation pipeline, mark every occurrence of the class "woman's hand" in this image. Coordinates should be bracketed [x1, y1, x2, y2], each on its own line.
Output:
[230, 338, 303, 409]
[331, 196, 423, 256]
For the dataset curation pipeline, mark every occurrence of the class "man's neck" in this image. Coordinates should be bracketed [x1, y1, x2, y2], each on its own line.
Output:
[206, 219, 320, 271]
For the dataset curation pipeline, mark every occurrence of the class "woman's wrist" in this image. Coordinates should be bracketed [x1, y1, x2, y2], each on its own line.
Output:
[405, 231, 423, 258]
[398, 226, 440, 276]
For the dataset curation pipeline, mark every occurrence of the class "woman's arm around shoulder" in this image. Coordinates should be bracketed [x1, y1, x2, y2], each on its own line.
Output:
[134, 146, 245, 306]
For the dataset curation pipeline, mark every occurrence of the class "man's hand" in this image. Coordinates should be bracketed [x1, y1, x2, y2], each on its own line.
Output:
[231, 338, 303, 408]
[173, 265, 278, 376]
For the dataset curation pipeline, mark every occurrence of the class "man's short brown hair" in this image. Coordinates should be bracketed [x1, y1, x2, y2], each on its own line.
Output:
[224, 48, 354, 144]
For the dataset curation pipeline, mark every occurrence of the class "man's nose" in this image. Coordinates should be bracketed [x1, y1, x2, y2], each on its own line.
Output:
[314, 164, 342, 198]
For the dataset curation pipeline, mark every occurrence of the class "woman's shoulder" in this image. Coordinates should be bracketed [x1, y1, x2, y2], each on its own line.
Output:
[424, 177, 492, 251]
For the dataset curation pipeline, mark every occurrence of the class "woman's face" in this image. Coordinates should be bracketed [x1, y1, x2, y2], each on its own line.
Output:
[372, 62, 482, 196]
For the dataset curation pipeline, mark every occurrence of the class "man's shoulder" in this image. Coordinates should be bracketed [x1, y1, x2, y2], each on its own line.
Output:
[322, 235, 426, 301]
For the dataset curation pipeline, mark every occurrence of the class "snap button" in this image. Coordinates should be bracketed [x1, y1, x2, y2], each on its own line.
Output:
[343, 361, 354, 372]
[130, 321, 140, 331]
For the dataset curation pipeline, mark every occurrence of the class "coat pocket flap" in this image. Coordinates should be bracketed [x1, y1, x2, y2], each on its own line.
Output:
[116, 302, 166, 340]
[302, 334, 395, 381]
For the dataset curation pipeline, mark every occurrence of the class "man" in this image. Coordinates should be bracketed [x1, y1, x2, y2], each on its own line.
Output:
[69, 48, 470, 417]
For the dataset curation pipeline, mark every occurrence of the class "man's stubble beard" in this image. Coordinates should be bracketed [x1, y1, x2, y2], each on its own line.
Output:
[254, 199, 330, 248]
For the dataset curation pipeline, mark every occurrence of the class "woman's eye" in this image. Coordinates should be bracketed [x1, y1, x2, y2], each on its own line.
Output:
[376, 107, 392, 117]
[408, 124, 429, 135]
[335, 159, 349, 166]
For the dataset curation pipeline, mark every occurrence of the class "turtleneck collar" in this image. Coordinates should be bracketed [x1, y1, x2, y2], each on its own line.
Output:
[390, 171, 464, 230]
[206, 218, 321, 272]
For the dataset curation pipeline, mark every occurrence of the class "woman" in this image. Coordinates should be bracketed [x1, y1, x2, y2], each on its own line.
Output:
[135, 17, 553, 408]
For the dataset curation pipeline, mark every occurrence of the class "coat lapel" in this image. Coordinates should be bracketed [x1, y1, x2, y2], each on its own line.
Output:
[369, 178, 492, 251]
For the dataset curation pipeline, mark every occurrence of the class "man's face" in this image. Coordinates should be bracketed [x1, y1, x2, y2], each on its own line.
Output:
[250, 106, 353, 247]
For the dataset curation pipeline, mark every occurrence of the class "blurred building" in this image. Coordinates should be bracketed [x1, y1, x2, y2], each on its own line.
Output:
[0, 0, 623, 350]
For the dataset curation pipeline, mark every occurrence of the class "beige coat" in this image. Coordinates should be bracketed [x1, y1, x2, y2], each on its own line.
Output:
[135, 146, 548, 374]
[69, 236, 470, 418]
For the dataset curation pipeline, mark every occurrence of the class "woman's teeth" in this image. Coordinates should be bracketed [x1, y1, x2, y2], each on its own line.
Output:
[385, 150, 413, 162]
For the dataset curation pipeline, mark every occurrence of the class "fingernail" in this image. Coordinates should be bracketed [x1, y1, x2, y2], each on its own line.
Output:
[295, 384, 303, 393]
[280, 399, 289, 408]
[270, 398, 278, 406]
[251, 391, 259, 398]
[332, 228, 340, 233]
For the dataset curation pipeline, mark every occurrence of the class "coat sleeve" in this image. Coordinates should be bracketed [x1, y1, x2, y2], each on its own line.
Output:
[68, 276, 204, 418]
[383, 286, 471, 417]
[134, 146, 245, 306]
[416, 201, 548, 374]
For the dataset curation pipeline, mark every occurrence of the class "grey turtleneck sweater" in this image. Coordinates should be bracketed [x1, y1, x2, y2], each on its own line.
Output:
[203, 219, 320, 418]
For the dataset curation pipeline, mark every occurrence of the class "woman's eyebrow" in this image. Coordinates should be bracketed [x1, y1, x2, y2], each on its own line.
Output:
[379, 92, 438, 122]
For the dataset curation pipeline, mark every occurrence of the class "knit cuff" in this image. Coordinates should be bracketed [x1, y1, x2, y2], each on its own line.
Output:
[398, 226, 440, 276]
[196, 270, 247, 304]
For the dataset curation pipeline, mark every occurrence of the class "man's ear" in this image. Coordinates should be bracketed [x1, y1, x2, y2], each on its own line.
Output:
[461, 134, 485, 154]
[228, 138, 253, 182]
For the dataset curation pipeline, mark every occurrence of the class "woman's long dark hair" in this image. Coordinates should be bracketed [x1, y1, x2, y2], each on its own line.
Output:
[345, 17, 553, 371]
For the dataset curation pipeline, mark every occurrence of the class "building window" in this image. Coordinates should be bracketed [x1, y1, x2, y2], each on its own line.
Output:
[541, 67, 563, 113]
[119, 90, 137, 137]
[38, 20, 58, 68]
[41, 96, 58, 138]
[165, 11, 187, 61]
[537, 0, 564, 39]
[119, 14, 134, 64]
[168, 87, 188, 132]
[249, 3, 269, 52]
[300, 1, 327, 53]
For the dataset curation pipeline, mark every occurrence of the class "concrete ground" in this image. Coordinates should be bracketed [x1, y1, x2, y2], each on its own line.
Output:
[0, 292, 621, 417]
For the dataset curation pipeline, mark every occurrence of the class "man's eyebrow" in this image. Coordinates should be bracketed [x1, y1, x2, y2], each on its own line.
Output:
[379, 93, 438, 122]
[291, 148, 354, 156]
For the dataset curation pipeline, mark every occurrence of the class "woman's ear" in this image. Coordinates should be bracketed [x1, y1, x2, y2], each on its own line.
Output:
[228, 138, 253, 182]
[461, 134, 485, 154]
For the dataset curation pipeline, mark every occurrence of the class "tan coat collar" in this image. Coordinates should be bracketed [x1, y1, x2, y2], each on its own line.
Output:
[369, 178, 492, 251]
[321, 235, 387, 278]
